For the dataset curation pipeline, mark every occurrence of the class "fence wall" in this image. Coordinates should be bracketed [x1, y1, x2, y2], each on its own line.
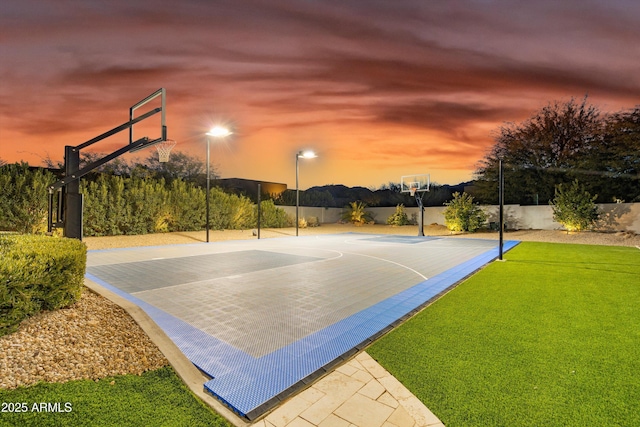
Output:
[280, 203, 640, 233]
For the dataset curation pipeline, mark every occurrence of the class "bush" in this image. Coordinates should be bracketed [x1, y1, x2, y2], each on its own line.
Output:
[342, 201, 374, 225]
[386, 204, 411, 226]
[208, 187, 255, 230]
[83, 175, 175, 236]
[0, 163, 54, 233]
[0, 234, 86, 336]
[167, 179, 205, 232]
[82, 175, 129, 236]
[306, 216, 320, 227]
[257, 200, 291, 228]
[443, 192, 487, 232]
[551, 180, 600, 232]
[0, 163, 272, 236]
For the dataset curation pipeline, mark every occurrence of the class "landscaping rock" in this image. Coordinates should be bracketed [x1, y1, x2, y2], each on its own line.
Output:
[0, 290, 167, 389]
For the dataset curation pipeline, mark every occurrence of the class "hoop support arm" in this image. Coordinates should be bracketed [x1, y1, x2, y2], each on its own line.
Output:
[74, 108, 161, 151]
[48, 137, 161, 191]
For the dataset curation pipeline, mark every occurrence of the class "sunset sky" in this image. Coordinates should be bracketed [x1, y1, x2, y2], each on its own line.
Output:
[1, 0, 639, 189]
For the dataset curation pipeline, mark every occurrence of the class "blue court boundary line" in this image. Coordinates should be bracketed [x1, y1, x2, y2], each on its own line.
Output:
[86, 239, 520, 420]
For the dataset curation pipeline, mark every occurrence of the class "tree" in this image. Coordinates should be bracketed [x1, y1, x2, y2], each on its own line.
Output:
[443, 192, 487, 232]
[143, 150, 209, 185]
[80, 152, 132, 176]
[474, 97, 603, 204]
[591, 107, 640, 202]
[551, 180, 600, 232]
[52, 150, 213, 187]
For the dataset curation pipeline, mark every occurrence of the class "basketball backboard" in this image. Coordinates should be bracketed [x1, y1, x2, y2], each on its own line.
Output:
[400, 174, 430, 194]
[129, 88, 166, 152]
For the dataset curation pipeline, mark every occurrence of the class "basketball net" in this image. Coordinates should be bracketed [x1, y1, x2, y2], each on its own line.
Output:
[409, 182, 420, 197]
[156, 139, 176, 162]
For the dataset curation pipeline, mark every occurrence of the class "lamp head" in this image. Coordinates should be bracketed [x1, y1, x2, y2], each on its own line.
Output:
[207, 126, 232, 138]
[298, 150, 317, 159]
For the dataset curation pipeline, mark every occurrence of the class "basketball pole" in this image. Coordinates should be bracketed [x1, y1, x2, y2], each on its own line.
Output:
[64, 146, 83, 240]
[295, 153, 300, 237]
[415, 191, 425, 236]
[257, 183, 261, 240]
[206, 136, 211, 243]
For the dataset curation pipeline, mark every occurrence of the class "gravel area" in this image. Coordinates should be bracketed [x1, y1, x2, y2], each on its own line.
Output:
[0, 290, 168, 389]
[2, 224, 638, 391]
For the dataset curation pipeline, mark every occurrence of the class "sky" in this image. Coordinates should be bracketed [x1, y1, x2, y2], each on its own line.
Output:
[1, 0, 639, 189]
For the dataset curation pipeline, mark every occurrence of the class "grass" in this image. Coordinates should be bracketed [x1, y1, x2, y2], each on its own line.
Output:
[0, 367, 231, 427]
[368, 242, 640, 427]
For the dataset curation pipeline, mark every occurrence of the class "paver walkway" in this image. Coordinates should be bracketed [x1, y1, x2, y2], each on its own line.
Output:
[253, 352, 444, 427]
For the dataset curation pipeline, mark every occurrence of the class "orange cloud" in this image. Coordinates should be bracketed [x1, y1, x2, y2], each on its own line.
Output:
[1, 0, 639, 189]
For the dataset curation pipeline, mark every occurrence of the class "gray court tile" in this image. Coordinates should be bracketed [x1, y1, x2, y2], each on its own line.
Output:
[88, 235, 499, 358]
[87, 250, 320, 293]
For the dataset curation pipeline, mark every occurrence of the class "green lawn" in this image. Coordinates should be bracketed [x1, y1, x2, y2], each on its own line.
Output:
[368, 242, 640, 427]
[0, 367, 231, 427]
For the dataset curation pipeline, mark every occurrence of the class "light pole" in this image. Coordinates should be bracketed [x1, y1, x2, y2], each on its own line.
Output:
[205, 126, 231, 242]
[296, 150, 316, 236]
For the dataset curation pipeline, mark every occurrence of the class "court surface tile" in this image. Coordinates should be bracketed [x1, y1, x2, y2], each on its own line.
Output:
[86, 233, 519, 419]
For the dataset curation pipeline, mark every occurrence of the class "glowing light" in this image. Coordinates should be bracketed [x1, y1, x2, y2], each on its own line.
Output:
[207, 126, 231, 137]
[298, 150, 317, 159]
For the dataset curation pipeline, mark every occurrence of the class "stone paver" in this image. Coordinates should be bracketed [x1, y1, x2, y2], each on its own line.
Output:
[251, 352, 444, 427]
[334, 393, 394, 427]
[317, 414, 352, 427]
[358, 378, 386, 400]
[377, 392, 400, 409]
[387, 405, 416, 427]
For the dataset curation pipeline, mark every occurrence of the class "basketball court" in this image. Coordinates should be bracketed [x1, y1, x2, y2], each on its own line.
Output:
[85, 233, 518, 420]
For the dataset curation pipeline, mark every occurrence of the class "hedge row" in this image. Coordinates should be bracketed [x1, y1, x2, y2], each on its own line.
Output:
[0, 234, 86, 336]
[82, 174, 292, 236]
[0, 163, 54, 234]
[0, 164, 293, 236]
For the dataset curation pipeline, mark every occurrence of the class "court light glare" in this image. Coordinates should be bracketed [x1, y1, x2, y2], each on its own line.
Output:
[298, 150, 316, 159]
[207, 126, 232, 137]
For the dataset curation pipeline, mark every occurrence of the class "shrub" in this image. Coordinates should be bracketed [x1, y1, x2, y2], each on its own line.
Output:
[229, 192, 255, 230]
[342, 201, 374, 225]
[168, 179, 205, 232]
[551, 180, 600, 232]
[257, 200, 291, 228]
[386, 204, 410, 226]
[0, 163, 54, 233]
[208, 187, 255, 230]
[0, 234, 86, 336]
[82, 175, 127, 236]
[0, 163, 265, 236]
[83, 175, 208, 235]
[306, 216, 320, 227]
[443, 192, 487, 232]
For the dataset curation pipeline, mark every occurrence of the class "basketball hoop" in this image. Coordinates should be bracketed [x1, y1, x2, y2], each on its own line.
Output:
[409, 182, 420, 197]
[156, 139, 176, 162]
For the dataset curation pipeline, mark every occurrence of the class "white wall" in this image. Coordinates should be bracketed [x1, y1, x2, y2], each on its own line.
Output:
[281, 203, 640, 233]
[279, 206, 343, 224]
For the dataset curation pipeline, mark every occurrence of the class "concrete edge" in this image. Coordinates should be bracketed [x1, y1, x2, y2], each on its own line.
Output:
[83, 278, 249, 427]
